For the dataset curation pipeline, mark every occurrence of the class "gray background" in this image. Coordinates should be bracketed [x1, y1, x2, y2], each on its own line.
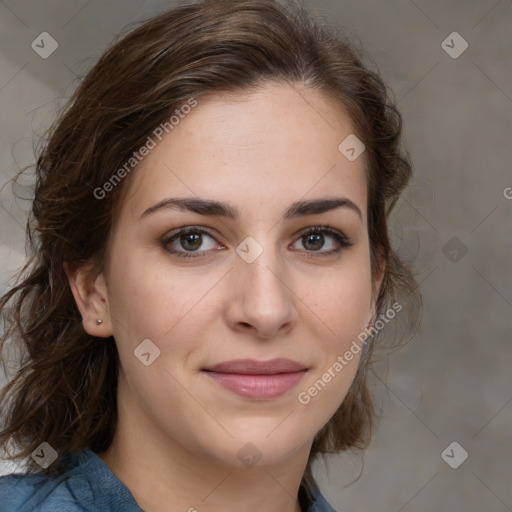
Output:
[0, 1, 511, 511]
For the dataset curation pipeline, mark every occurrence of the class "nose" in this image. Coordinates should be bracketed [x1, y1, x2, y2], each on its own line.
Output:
[223, 240, 298, 339]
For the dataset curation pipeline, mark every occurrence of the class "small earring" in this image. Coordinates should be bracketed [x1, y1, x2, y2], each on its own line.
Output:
[96, 319, 103, 325]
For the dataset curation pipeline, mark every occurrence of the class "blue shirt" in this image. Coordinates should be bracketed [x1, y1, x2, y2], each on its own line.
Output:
[0, 449, 337, 511]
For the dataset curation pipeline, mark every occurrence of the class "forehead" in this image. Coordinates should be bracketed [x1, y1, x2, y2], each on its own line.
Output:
[119, 82, 367, 223]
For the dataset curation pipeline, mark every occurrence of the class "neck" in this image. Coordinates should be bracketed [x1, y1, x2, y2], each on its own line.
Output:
[99, 434, 307, 512]
[97, 380, 311, 512]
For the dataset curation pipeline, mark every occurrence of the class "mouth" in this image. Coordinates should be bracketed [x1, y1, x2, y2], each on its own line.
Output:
[201, 358, 308, 399]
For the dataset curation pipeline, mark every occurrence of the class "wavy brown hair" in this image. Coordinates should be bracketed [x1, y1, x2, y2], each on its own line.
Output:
[0, 0, 421, 481]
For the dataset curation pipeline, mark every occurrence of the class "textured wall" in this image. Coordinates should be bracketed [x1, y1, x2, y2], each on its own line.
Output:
[0, 1, 511, 510]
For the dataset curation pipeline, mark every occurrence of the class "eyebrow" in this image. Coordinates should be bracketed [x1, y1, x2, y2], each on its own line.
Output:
[140, 196, 363, 221]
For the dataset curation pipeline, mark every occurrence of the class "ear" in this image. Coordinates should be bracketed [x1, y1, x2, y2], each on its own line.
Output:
[368, 250, 386, 327]
[63, 260, 113, 337]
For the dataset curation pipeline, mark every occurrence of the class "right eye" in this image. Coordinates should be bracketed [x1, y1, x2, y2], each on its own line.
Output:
[161, 227, 224, 258]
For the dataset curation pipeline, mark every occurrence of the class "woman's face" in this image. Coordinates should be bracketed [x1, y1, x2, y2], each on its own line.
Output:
[97, 82, 380, 468]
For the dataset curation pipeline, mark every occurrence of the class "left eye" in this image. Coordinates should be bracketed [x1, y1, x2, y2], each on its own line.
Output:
[291, 227, 352, 255]
[162, 226, 352, 259]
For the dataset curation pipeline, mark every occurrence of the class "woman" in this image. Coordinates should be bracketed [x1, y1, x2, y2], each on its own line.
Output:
[0, 0, 421, 510]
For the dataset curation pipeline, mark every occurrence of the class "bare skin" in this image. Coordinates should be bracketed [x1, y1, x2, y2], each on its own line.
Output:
[65, 82, 383, 512]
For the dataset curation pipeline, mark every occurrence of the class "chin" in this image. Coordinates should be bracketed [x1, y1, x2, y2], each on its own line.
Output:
[202, 420, 312, 469]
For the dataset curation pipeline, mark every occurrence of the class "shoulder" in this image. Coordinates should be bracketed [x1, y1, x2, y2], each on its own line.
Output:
[310, 488, 338, 512]
[0, 450, 140, 512]
[0, 471, 92, 512]
[301, 474, 338, 512]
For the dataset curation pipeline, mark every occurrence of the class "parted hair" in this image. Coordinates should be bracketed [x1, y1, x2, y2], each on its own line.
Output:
[0, 0, 421, 479]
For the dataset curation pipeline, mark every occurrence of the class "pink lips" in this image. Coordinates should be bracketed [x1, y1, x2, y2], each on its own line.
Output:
[202, 358, 308, 399]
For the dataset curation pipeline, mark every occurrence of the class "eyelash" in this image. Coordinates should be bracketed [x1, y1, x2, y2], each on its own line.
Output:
[161, 225, 353, 260]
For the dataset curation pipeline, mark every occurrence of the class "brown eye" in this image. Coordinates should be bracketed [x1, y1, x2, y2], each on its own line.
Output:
[179, 232, 203, 251]
[302, 232, 324, 251]
[162, 228, 220, 258]
[292, 227, 352, 256]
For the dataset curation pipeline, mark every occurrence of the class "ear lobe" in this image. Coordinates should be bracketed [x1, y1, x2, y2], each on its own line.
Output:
[63, 260, 112, 337]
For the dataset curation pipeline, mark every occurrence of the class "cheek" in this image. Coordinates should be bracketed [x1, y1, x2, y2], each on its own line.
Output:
[301, 253, 373, 347]
[105, 247, 224, 387]
[107, 247, 207, 339]
[294, 258, 372, 423]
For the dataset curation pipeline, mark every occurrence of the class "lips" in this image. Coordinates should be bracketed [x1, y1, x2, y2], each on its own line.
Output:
[202, 358, 308, 399]
[202, 358, 307, 374]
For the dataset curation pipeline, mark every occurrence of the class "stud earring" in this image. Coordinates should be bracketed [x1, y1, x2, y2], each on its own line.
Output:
[96, 319, 103, 325]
